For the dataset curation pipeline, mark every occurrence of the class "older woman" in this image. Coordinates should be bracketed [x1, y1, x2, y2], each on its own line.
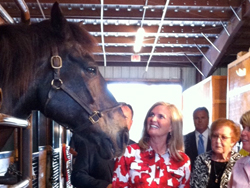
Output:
[229, 110, 250, 188]
[111, 102, 191, 188]
[190, 118, 242, 188]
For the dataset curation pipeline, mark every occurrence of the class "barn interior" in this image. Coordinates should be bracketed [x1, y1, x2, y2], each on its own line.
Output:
[0, 0, 250, 187]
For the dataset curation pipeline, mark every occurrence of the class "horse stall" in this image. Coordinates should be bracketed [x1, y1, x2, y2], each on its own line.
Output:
[0, 110, 73, 188]
[227, 50, 250, 124]
[0, 113, 31, 187]
[182, 75, 227, 134]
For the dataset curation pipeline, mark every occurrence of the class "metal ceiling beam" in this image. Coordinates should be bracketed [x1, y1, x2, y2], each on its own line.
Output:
[2, 0, 242, 7]
[93, 54, 236, 65]
[97, 46, 208, 53]
[145, 0, 170, 71]
[82, 24, 223, 34]
[94, 55, 201, 64]
[3, 4, 238, 21]
[94, 36, 213, 45]
[100, 0, 106, 66]
[201, 1, 250, 77]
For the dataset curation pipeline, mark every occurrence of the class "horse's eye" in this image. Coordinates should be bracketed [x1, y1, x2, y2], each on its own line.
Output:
[86, 67, 96, 74]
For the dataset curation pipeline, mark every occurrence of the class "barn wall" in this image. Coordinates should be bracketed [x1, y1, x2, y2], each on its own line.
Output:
[213, 67, 227, 76]
[99, 66, 197, 90]
[227, 51, 250, 124]
[182, 76, 227, 134]
[99, 66, 180, 80]
[181, 67, 196, 91]
[99, 66, 227, 92]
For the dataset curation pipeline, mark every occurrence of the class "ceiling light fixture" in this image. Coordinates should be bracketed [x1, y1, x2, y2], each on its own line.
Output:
[133, 27, 145, 53]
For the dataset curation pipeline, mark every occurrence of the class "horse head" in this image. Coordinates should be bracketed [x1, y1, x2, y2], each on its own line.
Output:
[0, 2, 129, 159]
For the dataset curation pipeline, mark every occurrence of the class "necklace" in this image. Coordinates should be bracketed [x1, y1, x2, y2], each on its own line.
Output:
[213, 161, 227, 184]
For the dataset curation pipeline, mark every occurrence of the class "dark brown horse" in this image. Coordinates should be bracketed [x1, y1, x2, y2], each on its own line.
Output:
[0, 2, 128, 159]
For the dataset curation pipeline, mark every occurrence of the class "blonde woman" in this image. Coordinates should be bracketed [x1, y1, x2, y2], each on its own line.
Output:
[229, 110, 250, 188]
[112, 102, 191, 188]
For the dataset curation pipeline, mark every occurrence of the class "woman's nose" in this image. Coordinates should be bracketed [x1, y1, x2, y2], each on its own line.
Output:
[242, 128, 247, 135]
[152, 116, 157, 121]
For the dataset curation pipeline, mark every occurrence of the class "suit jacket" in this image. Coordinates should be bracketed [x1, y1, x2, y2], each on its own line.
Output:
[184, 131, 211, 171]
[71, 139, 135, 188]
[71, 140, 114, 188]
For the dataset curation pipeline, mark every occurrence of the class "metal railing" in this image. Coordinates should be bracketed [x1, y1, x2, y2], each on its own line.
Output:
[0, 113, 32, 187]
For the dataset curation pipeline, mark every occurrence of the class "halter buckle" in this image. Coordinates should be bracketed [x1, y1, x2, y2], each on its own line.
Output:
[51, 55, 62, 69]
[89, 111, 102, 124]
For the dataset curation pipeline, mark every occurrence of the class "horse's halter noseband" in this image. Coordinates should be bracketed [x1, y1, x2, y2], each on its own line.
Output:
[44, 47, 124, 132]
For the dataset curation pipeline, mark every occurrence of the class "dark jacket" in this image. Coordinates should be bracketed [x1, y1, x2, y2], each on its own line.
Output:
[184, 131, 211, 171]
[71, 139, 135, 188]
[71, 140, 114, 188]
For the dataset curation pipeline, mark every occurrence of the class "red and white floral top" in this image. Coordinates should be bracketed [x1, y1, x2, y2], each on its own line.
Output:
[112, 143, 191, 188]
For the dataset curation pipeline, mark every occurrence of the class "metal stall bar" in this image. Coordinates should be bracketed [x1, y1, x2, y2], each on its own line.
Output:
[0, 113, 31, 187]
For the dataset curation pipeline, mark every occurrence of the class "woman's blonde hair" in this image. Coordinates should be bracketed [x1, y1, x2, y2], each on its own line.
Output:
[240, 110, 250, 127]
[138, 102, 184, 161]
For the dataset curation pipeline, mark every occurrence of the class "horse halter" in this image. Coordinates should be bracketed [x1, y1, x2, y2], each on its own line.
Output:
[44, 47, 124, 132]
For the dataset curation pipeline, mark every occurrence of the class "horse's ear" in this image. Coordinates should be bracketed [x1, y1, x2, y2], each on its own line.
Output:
[50, 2, 67, 33]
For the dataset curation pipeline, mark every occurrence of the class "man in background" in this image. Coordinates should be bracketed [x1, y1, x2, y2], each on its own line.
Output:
[184, 107, 211, 171]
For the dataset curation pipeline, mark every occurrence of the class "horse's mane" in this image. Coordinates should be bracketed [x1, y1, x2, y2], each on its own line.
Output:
[0, 20, 96, 100]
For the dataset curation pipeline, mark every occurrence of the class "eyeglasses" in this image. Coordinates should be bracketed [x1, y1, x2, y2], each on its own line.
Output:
[211, 134, 231, 141]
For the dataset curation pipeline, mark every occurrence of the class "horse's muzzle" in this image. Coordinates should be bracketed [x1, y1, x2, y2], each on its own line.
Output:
[116, 128, 129, 156]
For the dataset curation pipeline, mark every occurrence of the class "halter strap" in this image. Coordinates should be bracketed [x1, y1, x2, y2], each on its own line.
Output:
[44, 46, 126, 130]
[72, 102, 126, 133]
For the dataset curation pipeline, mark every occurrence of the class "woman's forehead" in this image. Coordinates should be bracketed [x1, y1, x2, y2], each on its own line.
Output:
[151, 105, 170, 115]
